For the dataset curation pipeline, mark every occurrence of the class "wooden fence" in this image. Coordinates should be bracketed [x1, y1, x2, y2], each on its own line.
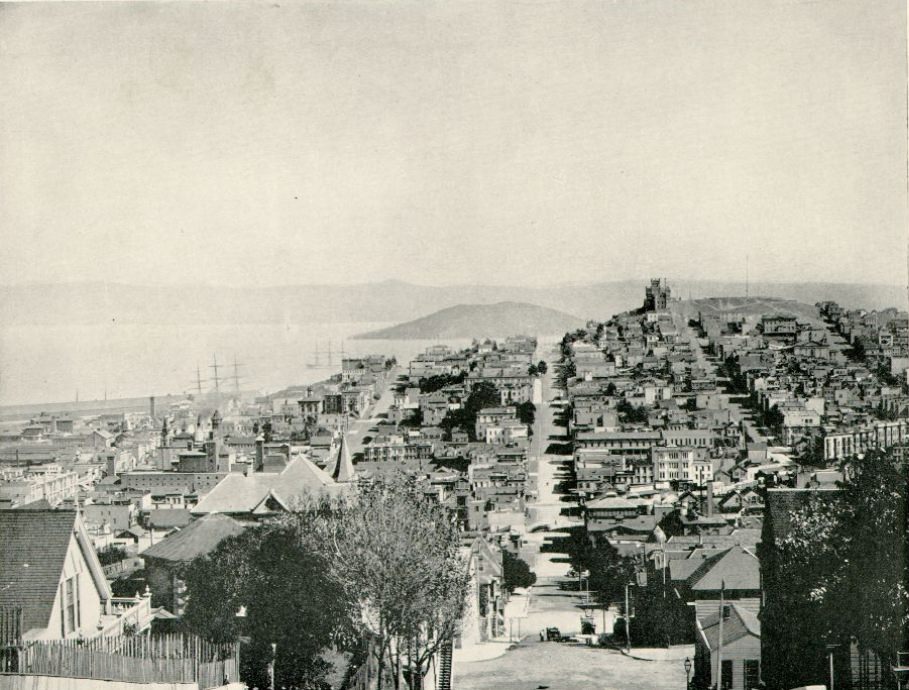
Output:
[1, 631, 238, 690]
[0, 608, 23, 673]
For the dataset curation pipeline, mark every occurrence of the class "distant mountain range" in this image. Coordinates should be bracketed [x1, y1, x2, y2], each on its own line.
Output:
[0, 279, 904, 326]
[352, 301, 586, 340]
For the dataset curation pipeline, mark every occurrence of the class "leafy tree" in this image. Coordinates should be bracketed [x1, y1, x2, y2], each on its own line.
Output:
[799, 434, 826, 467]
[466, 381, 501, 412]
[527, 364, 538, 377]
[587, 541, 638, 608]
[555, 359, 576, 388]
[96, 545, 129, 566]
[502, 550, 536, 592]
[418, 372, 466, 394]
[563, 530, 637, 607]
[439, 381, 502, 441]
[316, 476, 469, 690]
[836, 449, 908, 659]
[399, 407, 424, 429]
[850, 337, 867, 361]
[616, 399, 649, 424]
[762, 404, 784, 432]
[536, 360, 548, 375]
[516, 401, 535, 427]
[765, 449, 908, 686]
[182, 516, 352, 689]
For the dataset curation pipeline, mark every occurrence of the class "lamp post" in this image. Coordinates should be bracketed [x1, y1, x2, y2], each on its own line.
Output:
[825, 644, 841, 690]
[684, 656, 692, 690]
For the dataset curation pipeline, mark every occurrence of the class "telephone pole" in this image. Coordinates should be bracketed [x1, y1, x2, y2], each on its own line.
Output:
[625, 582, 631, 653]
[716, 581, 725, 690]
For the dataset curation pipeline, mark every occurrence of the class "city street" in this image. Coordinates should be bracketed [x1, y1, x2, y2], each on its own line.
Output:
[673, 304, 769, 445]
[453, 640, 692, 690]
[344, 367, 401, 456]
[454, 346, 693, 690]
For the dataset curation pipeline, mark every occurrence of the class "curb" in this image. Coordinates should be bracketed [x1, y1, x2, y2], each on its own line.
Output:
[599, 639, 656, 662]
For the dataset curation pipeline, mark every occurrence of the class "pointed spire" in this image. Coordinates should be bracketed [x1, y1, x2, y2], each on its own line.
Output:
[329, 433, 355, 483]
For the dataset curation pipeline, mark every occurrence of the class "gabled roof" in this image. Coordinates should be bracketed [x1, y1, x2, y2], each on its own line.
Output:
[669, 555, 710, 582]
[601, 515, 658, 534]
[469, 538, 503, 583]
[0, 510, 110, 634]
[142, 513, 246, 564]
[192, 457, 338, 516]
[697, 603, 760, 650]
[586, 494, 644, 510]
[687, 545, 760, 591]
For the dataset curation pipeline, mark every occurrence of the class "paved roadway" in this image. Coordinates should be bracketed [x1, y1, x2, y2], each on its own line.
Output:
[672, 305, 769, 445]
[344, 368, 402, 456]
[454, 345, 693, 690]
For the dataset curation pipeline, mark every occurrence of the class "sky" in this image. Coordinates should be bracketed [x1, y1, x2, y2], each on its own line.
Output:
[0, 0, 906, 288]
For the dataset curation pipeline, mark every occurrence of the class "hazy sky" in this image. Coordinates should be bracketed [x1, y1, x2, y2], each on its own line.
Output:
[1, 0, 906, 288]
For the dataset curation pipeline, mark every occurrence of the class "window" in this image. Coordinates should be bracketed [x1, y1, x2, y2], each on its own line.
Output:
[61, 574, 79, 636]
[721, 659, 733, 690]
[744, 659, 760, 689]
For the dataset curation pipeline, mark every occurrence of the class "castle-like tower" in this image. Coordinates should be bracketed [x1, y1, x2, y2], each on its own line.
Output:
[644, 278, 671, 311]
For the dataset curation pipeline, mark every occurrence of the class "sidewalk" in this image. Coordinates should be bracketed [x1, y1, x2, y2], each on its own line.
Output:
[453, 638, 517, 664]
[600, 640, 694, 662]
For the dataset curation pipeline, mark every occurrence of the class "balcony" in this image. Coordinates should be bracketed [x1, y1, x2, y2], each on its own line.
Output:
[97, 589, 154, 638]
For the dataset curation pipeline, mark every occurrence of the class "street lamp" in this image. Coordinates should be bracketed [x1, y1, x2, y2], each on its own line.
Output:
[825, 644, 841, 690]
[684, 656, 692, 690]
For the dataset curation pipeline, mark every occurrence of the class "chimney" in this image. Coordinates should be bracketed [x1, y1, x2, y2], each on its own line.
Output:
[706, 482, 714, 517]
[106, 451, 117, 478]
[255, 436, 265, 472]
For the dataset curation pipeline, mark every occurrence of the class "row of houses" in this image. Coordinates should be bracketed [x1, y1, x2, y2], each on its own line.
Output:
[558, 282, 908, 690]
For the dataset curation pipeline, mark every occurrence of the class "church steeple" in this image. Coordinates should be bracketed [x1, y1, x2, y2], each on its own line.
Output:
[328, 433, 355, 483]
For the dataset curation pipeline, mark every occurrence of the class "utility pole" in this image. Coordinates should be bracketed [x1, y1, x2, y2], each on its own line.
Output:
[625, 582, 631, 654]
[716, 581, 725, 690]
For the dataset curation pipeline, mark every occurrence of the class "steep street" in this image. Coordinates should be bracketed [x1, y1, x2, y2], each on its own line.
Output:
[454, 346, 693, 690]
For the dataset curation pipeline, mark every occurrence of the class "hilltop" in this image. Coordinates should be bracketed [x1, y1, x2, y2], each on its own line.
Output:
[0, 280, 902, 326]
[352, 302, 586, 340]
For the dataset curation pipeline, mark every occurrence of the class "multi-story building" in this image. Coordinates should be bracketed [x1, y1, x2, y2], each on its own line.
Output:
[652, 446, 713, 485]
[0, 464, 80, 507]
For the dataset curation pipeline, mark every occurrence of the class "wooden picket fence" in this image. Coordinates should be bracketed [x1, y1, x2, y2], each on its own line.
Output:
[0, 628, 239, 690]
[0, 608, 23, 673]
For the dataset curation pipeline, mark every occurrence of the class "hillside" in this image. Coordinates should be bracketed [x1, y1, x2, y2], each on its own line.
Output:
[352, 302, 586, 340]
[0, 280, 903, 326]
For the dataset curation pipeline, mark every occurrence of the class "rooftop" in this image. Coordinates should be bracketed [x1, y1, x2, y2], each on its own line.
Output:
[141, 513, 247, 563]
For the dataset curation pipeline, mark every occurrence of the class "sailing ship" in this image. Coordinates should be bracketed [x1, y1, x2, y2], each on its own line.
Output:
[306, 340, 347, 369]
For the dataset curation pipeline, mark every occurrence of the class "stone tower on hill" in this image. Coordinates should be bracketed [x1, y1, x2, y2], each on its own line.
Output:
[644, 278, 671, 311]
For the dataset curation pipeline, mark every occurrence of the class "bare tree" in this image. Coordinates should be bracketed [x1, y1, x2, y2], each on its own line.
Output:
[317, 475, 470, 690]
